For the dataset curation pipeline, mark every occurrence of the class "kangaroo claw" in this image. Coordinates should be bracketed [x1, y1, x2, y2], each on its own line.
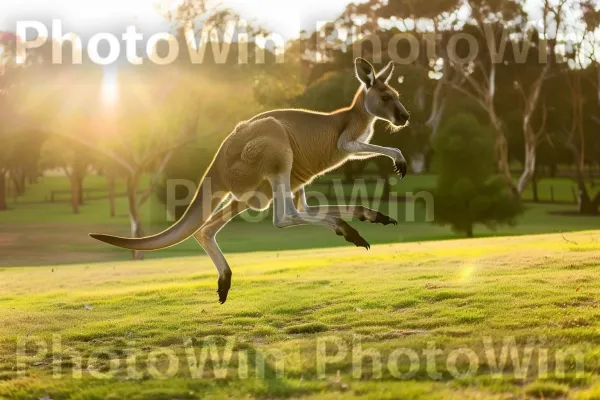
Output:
[394, 159, 407, 179]
[372, 212, 398, 226]
[343, 228, 370, 250]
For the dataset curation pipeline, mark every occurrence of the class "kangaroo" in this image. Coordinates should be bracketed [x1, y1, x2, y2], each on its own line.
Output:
[91, 58, 410, 304]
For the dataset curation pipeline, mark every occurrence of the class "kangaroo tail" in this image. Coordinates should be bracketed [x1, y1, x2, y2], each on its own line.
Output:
[90, 172, 224, 251]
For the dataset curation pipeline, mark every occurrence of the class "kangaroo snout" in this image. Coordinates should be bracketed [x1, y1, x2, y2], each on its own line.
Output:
[394, 105, 410, 126]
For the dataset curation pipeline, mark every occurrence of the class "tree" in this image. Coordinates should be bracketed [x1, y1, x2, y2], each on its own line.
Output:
[58, 67, 193, 259]
[41, 87, 98, 213]
[448, 0, 525, 195]
[0, 31, 29, 210]
[41, 138, 92, 214]
[374, 0, 462, 140]
[565, 69, 600, 215]
[432, 114, 522, 237]
[558, 0, 600, 215]
[513, 0, 567, 195]
[155, 146, 213, 220]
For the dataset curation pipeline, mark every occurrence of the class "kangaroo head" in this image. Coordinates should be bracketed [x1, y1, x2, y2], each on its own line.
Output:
[354, 58, 410, 128]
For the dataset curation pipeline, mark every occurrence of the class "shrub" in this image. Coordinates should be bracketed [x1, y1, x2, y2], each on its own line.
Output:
[431, 113, 522, 237]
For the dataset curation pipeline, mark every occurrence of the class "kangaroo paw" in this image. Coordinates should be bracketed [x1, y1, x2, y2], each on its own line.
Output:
[338, 224, 370, 250]
[347, 234, 370, 250]
[393, 159, 407, 179]
[371, 212, 398, 226]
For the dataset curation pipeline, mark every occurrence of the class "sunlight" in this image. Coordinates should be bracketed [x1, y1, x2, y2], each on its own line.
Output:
[101, 66, 119, 107]
[458, 263, 476, 282]
[0, 0, 360, 40]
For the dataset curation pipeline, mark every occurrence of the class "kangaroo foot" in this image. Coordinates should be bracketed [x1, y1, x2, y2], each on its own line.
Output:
[394, 159, 407, 179]
[336, 222, 370, 250]
[217, 272, 232, 304]
[358, 211, 397, 226]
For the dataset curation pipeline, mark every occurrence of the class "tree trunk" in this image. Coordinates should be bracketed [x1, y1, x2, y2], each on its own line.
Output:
[515, 64, 548, 196]
[108, 174, 116, 217]
[493, 129, 516, 196]
[597, 62, 600, 105]
[569, 73, 593, 215]
[486, 106, 516, 195]
[19, 172, 26, 196]
[532, 169, 539, 203]
[10, 169, 26, 196]
[69, 175, 80, 214]
[592, 193, 600, 216]
[451, 56, 516, 195]
[77, 175, 85, 205]
[466, 224, 474, 238]
[427, 55, 448, 139]
[517, 134, 537, 195]
[127, 183, 145, 260]
[576, 182, 598, 215]
[567, 136, 596, 215]
[430, 100, 446, 137]
[550, 163, 557, 178]
[0, 172, 7, 211]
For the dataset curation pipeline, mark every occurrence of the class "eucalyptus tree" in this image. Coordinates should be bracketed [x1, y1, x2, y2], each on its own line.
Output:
[562, 0, 600, 214]
[443, 0, 525, 194]
[512, 0, 568, 195]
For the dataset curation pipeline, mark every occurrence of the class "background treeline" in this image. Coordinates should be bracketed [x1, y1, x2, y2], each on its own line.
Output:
[0, 0, 599, 247]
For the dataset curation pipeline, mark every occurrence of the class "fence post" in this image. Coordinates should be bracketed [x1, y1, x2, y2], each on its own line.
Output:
[532, 172, 539, 203]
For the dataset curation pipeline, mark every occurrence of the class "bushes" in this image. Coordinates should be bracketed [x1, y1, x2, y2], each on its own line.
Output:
[431, 114, 522, 237]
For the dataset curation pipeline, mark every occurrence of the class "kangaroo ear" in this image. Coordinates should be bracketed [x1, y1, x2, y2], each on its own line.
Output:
[377, 61, 395, 84]
[355, 58, 375, 88]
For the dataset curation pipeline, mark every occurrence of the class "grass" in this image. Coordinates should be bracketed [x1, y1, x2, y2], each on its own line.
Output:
[7, 172, 599, 207]
[5, 175, 145, 205]
[1, 230, 600, 399]
[1, 171, 599, 267]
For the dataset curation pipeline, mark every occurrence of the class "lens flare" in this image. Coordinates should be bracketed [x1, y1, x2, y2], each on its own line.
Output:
[458, 263, 476, 281]
[101, 67, 119, 107]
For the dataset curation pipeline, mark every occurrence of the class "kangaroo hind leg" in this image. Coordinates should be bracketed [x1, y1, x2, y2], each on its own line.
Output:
[294, 187, 397, 226]
[194, 199, 249, 304]
[271, 173, 370, 250]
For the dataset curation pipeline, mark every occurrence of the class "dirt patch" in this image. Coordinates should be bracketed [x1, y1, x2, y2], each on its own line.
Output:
[0, 234, 17, 247]
[0, 224, 126, 267]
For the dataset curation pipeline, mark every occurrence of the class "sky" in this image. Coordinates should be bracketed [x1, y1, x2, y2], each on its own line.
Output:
[0, 0, 361, 40]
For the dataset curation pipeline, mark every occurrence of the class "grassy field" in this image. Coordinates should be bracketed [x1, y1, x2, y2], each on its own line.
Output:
[1, 230, 600, 399]
[1, 174, 599, 267]
[2, 195, 599, 267]
[6, 174, 598, 205]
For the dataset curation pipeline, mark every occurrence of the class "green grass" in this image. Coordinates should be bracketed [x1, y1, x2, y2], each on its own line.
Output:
[517, 177, 599, 204]
[320, 172, 600, 204]
[1, 231, 600, 399]
[6, 175, 138, 205]
[8, 172, 597, 207]
[1, 194, 599, 267]
[1, 172, 599, 267]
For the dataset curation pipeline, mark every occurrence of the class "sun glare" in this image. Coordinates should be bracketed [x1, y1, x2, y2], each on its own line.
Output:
[458, 263, 476, 282]
[101, 67, 119, 107]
